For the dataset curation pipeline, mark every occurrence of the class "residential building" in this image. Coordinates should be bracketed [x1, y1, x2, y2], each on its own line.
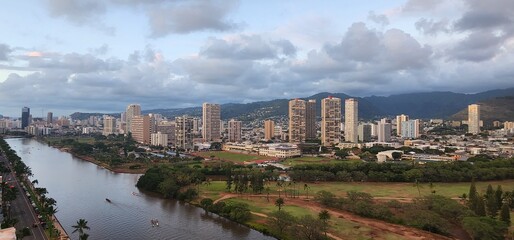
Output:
[125, 104, 141, 134]
[151, 132, 168, 146]
[306, 99, 317, 140]
[321, 97, 341, 146]
[156, 121, 175, 144]
[259, 143, 302, 158]
[228, 119, 242, 142]
[401, 119, 420, 139]
[102, 116, 117, 136]
[468, 104, 480, 134]
[289, 99, 306, 143]
[131, 115, 154, 144]
[202, 103, 221, 142]
[264, 120, 275, 140]
[358, 124, 371, 142]
[47, 112, 53, 125]
[175, 115, 194, 150]
[378, 122, 391, 142]
[22, 107, 30, 129]
[396, 114, 409, 136]
[344, 98, 358, 143]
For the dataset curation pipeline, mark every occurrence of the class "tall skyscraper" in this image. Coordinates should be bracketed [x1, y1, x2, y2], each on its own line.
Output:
[47, 112, 53, 125]
[202, 103, 221, 142]
[264, 120, 275, 141]
[468, 104, 480, 134]
[102, 116, 117, 136]
[401, 119, 420, 139]
[321, 97, 341, 146]
[131, 115, 155, 144]
[125, 104, 141, 134]
[306, 99, 317, 140]
[228, 119, 242, 142]
[396, 114, 409, 136]
[21, 107, 30, 129]
[358, 124, 371, 142]
[378, 122, 391, 142]
[344, 98, 358, 143]
[289, 99, 306, 143]
[175, 115, 194, 150]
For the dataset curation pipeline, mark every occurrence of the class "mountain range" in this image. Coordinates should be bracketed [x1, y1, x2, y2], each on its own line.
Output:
[70, 87, 514, 123]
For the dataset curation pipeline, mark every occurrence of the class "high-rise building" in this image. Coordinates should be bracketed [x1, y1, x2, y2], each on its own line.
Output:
[102, 116, 117, 136]
[125, 104, 141, 134]
[468, 104, 480, 134]
[151, 132, 168, 147]
[228, 119, 242, 142]
[344, 98, 358, 143]
[21, 107, 30, 129]
[306, 100, 317, 140]
[378, 122, 391, 142]
[202, 103, 221, 142]
[156, 121, 176, 144]
[401, 119, 420, 139]
[358, 124, 371, 142]
[192, 117, 200, 134]
[321, 97, 341, 146]
[396, 114, 409, 136]
[175, 116, 194, 150]
[289, 99, 306, 143]
[131, 115, 154, 144]
[264, 120, 275, 140]
[47, 112, 53, 125]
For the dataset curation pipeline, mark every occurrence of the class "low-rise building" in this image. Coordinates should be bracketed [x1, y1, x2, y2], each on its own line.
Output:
[259, 143, 301, 158]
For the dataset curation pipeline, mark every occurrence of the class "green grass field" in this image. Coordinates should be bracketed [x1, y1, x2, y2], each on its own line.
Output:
[200, 180, 514, 200]
[197, 151, 272, 163]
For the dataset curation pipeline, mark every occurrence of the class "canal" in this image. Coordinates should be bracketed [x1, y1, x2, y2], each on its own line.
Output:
[6, 138, 272, 240]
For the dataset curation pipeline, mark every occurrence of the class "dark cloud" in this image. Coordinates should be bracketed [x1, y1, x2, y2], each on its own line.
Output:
[367, 11, 389, 26]
[449, 30, 504, 62]
[147, 0, 240, 37]
[272, 40, 297, 57]
[415, 18, 450, 36]
[327, 22, 381, 62]
[46, 0, 106, 24]
[0, 44, 12, 61]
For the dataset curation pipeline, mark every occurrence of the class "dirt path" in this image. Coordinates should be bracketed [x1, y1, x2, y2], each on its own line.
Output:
[217, 193, 453, 240]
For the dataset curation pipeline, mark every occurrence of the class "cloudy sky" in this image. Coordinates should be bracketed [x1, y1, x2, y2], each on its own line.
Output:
[1, 0, 514, 117]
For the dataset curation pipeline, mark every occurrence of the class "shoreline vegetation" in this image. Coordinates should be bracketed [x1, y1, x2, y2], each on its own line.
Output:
[27, 136, 514, 239]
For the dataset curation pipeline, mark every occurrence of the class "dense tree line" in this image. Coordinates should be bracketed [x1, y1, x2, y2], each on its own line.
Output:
[290, 158, 514, 182]
[136, 164, 204, 201]
[199, 199, 251, 223]
[314, 188, 510, 239]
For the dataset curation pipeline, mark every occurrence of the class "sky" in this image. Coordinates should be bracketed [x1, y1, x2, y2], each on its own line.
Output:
[1, 0, 514, 117]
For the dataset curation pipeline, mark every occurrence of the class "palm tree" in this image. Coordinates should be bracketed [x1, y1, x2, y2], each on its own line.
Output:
[72, 219, 90, 237]
[319, 210, 331, 237]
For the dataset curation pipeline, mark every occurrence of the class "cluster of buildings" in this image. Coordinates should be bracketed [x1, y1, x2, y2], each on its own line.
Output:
[1, 99, 513, 161]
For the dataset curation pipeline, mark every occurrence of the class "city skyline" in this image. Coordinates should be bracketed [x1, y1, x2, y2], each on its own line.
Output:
[1, 1, 514, 116]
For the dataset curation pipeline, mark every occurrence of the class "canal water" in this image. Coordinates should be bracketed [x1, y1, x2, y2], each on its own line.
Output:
[6, 138, 272, 240]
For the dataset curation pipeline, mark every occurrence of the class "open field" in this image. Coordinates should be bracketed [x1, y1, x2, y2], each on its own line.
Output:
[224, 197, 409, 240]
[281, 156, 343, 166]
[200, 180, 514, 200]
[196, 151, 273, 163]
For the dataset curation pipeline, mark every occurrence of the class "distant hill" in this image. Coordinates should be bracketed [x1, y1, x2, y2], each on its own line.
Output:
[70, 87, 514, 121]
[450, 96, 514, 123]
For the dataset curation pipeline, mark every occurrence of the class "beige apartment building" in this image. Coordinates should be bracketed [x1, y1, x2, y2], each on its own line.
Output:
[125, 104, 141, 134]
[468, 104, 480, 134]
[344, 98, 358, 143]
[102, 116, 117, 136]
[321, 97, 341, 146]
[175, 115, 194, 150]
[228, 119, 242, 142]
[202, 103, 221, 142]
[131, 115, 154, 144]
[264, 120, 275, 140]
[396, 114, 409, 136]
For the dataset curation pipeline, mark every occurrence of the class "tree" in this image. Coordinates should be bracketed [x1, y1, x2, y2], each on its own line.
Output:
[391, 152, 402, 160]
[500, 203, 511, 225]
[294, 215, 325, 240]
[275, 197, 285, 211]
[468, 180, 478, 212]
[72, 219, 90, 239]
[495, 185, 503, 210]
[462, 216, 508, 240]
[476, 195, 486, 217]
[268, 210, 296, 235]
[318, 210, 331, 237]
[200, 198, 214, 213]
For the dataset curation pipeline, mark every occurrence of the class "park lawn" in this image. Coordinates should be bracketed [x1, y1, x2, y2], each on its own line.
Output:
[225, 197, 408, 240]
[282, 156, 344, 166]
[201, 180, 514, 200]
[197, 151, 271, 163]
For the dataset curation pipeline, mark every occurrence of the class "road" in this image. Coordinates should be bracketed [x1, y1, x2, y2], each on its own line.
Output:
[1, 153, 48, 240]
